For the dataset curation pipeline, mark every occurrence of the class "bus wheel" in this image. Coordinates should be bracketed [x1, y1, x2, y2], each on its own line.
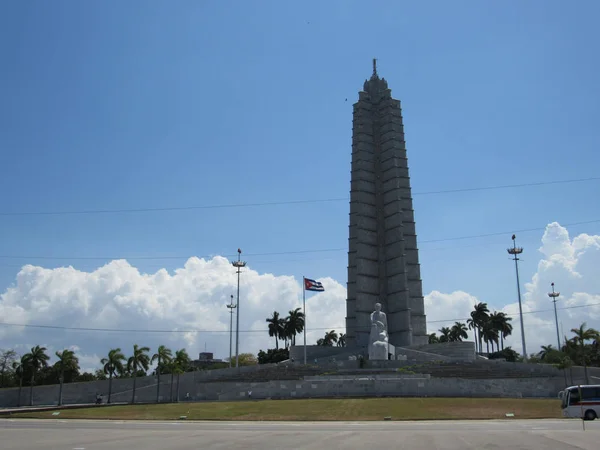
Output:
[584, 410, 597, 421]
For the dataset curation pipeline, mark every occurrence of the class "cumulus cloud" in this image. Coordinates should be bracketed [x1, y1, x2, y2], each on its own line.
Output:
[1, 222, 598, 369]
[0, 257, 347, 370]
[427, 222, 600, 355]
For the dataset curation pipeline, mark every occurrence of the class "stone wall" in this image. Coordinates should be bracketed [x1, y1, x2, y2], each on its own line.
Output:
[395, 346, 454, 362]
[2, 361, 595, 407]
[289, 345, 360, 362]
[407, 342, 476, 361]
[213, 376, 564, 401]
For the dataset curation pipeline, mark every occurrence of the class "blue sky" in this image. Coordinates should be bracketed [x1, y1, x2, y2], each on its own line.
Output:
[0, 1, 599, 358]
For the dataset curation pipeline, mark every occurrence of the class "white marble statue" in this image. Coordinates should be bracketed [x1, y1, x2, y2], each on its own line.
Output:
[370, 302, 388, 333]
[368, 303, 389, 360]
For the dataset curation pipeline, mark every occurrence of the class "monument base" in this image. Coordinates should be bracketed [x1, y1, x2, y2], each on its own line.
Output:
[289, 341, 476, 365]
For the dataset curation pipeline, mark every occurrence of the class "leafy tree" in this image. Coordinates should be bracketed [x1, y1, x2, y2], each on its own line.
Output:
[151, 345, 172, 403]
[257, 348, 289, 364]
[55, 349, 79, 406]
[0, 349, 17, 388]
[127, 344, 150, 404]
[77, 372, 98, 382]
[266, 311, 285, 350]
[488, 347, 519, 362]
[23, 345, 50, 406]
[101, 348, 126, 404]
[428, 333, 439, 344]
[93, 369, 107, 380]
[225, 353, 257, 366]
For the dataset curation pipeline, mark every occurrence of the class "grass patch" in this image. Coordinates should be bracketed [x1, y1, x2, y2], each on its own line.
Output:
[10, 398, 561, 421]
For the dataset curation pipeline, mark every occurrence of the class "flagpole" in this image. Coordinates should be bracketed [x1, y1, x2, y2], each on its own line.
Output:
[303, 276, 307, 365]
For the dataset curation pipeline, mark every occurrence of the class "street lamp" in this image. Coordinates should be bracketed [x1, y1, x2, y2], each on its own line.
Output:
[548, 282, 561, 349]
[226, 294, 237, 368]
[231, 248, 246, 369]
[507, 234, 527, 361]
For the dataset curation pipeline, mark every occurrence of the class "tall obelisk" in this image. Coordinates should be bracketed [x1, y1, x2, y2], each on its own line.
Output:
[346, 60, 427, 351]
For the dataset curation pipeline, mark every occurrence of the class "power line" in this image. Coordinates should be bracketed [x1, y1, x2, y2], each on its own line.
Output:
[427, 301, 600, 324]
[0, 301, 597, 334]
[1, 217, 599, 261]
[1, 176, 598, 217]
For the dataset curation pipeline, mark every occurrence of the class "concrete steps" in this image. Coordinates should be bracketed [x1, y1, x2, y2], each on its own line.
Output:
[203, 366, 323, 383]
[407, 362, 561, 379]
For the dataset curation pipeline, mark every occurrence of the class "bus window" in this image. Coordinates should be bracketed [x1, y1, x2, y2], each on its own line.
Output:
[569, 389, 580, 405]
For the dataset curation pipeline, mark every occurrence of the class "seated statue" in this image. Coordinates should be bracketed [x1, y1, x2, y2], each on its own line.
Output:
[368, 302, 389, 360]
[368, 320, 388, 360]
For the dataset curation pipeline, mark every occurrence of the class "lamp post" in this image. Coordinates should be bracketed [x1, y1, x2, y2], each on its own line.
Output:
[548, 282, 561, 349]
[226, 294, 237, 368]
[231, 249, 246, 369]
[507, 234, 527, 361]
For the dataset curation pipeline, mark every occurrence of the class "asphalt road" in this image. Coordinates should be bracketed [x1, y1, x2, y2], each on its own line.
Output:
[1, 418, 598, 449]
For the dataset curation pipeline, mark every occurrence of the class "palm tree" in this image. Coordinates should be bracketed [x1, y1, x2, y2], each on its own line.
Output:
[570, 322, 600, 384]
[127, 345, 150, 404]
[101, 348, 126, 404]
[151, 345, 172, 403]
[469, 303, 490, 353]
[337, 333, 347, 347]
[450, 322, 468, 342]
[474, 303, 490, 352]
[322, 330, 338, 346]
[23, 345, 49, 406]
[467, 317, 479, 352]
[266, 311, 285, 349]
[281, 320, 292, 349]
[285, 308, 305, 346]
[490, 311, 512, 350]
[55, 349, 79, 406]
[538, 345, 555, 361]
[481, 320, 499, 354]
[438, 327, 451, 343]
[167, 360, 177, 402]
[12, 356, 27, 407]
[173, 349, 190, 402]
[428, 333, 439, 344]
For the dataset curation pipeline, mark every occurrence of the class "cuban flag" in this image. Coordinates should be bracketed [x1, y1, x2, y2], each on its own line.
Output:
[304, 277, 325, 292]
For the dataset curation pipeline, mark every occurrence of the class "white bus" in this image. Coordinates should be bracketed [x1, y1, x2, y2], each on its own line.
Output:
[559, 385, 600, 420]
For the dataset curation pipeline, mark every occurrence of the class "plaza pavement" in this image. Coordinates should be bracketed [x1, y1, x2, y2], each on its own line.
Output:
[1, 418, 599, 449]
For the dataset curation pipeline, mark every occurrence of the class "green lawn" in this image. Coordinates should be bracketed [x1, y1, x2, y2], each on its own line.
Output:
[10, 398, 562, 421]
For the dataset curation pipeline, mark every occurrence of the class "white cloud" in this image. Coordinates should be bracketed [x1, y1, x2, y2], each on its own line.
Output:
[426, 222, 600, 355]
[0, 256, 347, 371]
[1, 222, 598, 369]
[424, 290, 479, 333]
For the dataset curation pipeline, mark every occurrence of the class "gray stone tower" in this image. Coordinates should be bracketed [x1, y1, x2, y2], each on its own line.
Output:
[346, 60, 428, 350]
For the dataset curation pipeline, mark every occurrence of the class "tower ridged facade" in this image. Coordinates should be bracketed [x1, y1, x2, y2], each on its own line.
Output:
[346, 62, 428, 350]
